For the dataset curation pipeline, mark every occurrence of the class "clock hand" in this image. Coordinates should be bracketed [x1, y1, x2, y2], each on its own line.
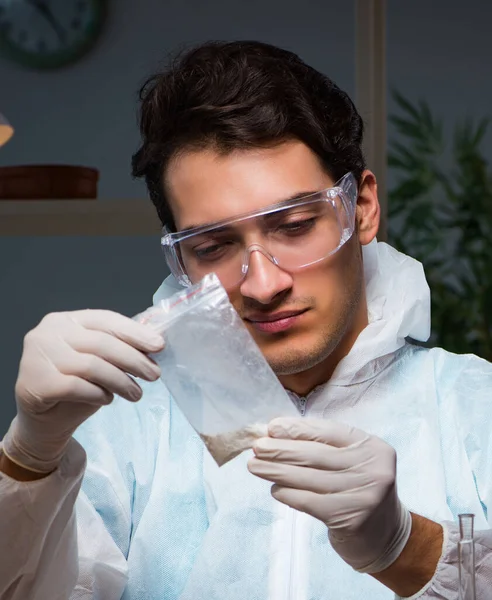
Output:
[24, 0, 67, 45]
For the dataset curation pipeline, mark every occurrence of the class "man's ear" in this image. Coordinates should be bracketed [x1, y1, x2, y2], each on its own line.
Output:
[355, 170, 380, 245]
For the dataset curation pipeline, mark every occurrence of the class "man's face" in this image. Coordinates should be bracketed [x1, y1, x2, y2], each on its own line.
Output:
[166, 140, 377, 389]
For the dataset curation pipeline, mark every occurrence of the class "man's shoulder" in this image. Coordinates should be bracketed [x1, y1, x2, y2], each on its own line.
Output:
[397, 343, 491, 397]
[404, 344, 492, 414]
[402, 342, 491, 373]
[427, 345, 492, 382]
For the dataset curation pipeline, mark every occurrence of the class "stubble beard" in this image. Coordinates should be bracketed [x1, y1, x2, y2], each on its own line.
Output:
[267, 263, 364, 377]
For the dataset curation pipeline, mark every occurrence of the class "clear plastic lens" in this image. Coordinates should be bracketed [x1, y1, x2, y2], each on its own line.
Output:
[182, 201, 343, 287]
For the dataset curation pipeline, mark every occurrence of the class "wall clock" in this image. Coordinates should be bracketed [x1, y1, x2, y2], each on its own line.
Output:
[0, 0, 107, 69]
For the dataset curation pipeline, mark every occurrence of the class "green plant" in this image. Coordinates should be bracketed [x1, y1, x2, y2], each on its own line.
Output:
[387, 91, 492, 360]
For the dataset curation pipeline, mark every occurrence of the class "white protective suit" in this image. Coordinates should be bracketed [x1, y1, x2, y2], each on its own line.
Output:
[1, 240, 492, 600]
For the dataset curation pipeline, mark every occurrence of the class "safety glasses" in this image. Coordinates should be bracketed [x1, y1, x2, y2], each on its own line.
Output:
[161, 172, 358, 289]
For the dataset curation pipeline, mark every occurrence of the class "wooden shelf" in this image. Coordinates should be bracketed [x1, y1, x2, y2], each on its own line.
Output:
[0, 200, 162, 236]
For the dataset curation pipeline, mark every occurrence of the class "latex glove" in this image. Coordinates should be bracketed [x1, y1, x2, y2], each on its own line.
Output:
[248, 417, 412, 573]
[2, 310, 164, 474]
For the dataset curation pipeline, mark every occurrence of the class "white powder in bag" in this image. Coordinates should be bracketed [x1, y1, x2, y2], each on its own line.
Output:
[200, 423, 269, 466]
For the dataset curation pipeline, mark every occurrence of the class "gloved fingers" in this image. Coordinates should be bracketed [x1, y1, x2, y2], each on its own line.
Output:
[68, 329, 161, 382]
[46, 381, 114, 411]
[57, 351, 143, 402]
[268, 417, 368, 448]
[247, 456, 366, 494]
[67, 309, 165, 354]
[270, 484, 364, 531]
[270, 484, 325, 516]
[253, 436, 359, 471]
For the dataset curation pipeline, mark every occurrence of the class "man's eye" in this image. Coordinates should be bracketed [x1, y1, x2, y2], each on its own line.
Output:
[278, 218, 317, 234]
[194, 242, 231, 260]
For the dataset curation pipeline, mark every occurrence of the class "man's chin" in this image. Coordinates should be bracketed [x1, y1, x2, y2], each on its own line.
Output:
[262, 343, 337, 377]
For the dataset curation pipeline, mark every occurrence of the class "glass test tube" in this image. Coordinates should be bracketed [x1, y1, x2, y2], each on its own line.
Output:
[458, 513, 476, 600]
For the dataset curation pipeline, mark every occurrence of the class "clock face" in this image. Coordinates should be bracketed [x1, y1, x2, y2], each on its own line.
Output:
[0, 0, 106, 69]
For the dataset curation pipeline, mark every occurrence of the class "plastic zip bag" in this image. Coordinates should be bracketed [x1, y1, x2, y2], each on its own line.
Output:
[134, 273, 298, 466]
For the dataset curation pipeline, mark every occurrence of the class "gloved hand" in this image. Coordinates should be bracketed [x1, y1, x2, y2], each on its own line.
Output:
[2, 310, 164, 474]
[248, 417, 412, 573]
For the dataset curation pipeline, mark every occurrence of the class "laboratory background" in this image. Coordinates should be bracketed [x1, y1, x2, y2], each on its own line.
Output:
[0, 0, 491, 435]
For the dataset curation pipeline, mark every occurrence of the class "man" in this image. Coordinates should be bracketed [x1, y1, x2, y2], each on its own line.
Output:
[0, 41, 491, 599]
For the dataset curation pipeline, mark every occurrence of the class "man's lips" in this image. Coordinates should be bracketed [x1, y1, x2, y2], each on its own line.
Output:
[244, 309, 309, 333]
[244, 309, 308, 323]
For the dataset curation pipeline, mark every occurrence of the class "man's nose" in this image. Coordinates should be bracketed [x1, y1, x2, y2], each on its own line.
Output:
[239, 246, 293, 304]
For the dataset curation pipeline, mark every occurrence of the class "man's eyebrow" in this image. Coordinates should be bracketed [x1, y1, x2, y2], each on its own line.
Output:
[179, 189, 322, 232]
[267, 190, 321, 210]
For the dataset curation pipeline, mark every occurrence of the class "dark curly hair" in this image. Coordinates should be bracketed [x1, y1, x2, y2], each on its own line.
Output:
[132, 40, 365, 230]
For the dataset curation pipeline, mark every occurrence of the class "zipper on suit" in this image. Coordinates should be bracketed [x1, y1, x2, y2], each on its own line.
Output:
[269, 393, 310, 600]
[286, 395, 308, 600]
[298, 397, 307, 416]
